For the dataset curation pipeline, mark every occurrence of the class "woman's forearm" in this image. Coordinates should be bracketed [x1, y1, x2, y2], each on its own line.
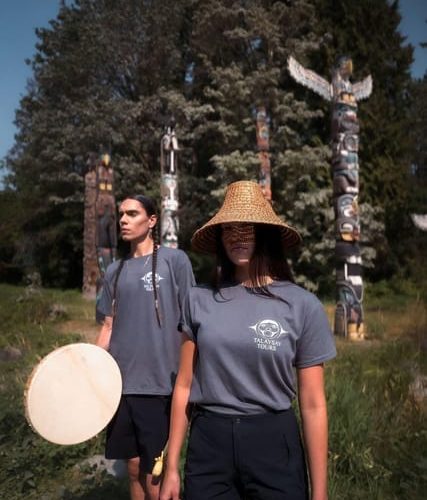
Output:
[297, 365, 329, 500]
[300, 404, 328, 500]
[165, 383, 191, 470]
[160, 337, 196, 500]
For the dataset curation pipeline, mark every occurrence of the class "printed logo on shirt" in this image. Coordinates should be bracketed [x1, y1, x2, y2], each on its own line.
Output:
[140, 272, 164, 291]
[249, 319, 288, 352]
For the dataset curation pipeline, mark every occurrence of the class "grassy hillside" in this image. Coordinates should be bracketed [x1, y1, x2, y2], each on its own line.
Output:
[0, 282, 425, 499]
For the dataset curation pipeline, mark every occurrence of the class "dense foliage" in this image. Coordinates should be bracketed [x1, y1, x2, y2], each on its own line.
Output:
[1, 0, 424, 290]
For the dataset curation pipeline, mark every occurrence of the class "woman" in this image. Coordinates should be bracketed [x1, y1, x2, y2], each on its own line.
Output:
[160, 181, 336, 500]
[96, 194, 195, 500]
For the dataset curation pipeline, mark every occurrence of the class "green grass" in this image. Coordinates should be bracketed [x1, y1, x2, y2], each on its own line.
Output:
[0, 282, 425, 499]
[327, 340, 426, 499]
[0, 284, 129, 499]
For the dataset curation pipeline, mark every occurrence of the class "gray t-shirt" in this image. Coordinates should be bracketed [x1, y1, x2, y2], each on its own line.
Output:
[180, 281, 336, 415]
[98, 247, 195, 395]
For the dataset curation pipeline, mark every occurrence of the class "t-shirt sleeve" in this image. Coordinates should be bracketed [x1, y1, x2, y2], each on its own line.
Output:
[178, 288, 197, 342]
[96, 267, 114, 317]
[294, 297, 336, 368]
[174, 251, 196, 310]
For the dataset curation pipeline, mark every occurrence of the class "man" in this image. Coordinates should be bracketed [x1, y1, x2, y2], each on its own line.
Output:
[96, 195, 194, 499]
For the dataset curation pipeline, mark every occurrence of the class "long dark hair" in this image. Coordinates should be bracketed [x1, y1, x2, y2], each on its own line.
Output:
[212, 223, 294, 301]
[114, 195, 162, 327]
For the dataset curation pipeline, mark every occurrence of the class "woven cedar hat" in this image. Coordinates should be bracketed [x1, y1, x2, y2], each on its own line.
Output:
[191, 181, 302, 254]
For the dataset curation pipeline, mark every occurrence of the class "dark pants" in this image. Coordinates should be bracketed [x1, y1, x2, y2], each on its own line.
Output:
[184, 407, 308, 500]
[105, 395, 170, 473]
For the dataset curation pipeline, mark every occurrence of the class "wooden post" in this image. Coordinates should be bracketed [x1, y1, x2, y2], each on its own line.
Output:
[256, 106, 272, 202]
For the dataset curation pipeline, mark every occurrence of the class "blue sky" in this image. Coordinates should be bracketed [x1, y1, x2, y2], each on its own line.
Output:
[0, 0, 426, 166]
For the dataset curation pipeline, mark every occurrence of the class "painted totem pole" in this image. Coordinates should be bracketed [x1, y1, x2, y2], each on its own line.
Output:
[256, 106, 272, 201]
[288, 55, 372, 340]
[82, 152, 117, 309]
[95, 153, 117, 278]
[160, 121, 179, 248]
[82, 153, 98, 299]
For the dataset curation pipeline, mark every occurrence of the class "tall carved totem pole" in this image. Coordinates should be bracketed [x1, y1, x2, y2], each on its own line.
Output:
[288, 55, 372, 340]
[83, 153, 117, 303]
[160, 121, 179, 248]
[95, 153, 117, 279]
[256, 106, 272, 201]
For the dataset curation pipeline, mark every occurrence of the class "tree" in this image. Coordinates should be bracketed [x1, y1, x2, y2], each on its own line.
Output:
[3, 0, 418, 289]
[396, 71, 427, 280]
[408, 74, 427, 211]
[5, 0, 329, 289]
[6, 0, 197, 286]
[182, 0, 342, 290]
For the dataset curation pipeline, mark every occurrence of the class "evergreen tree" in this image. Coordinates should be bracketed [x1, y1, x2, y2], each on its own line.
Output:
[409, 74, 427, 211]
[184, 0, 340, 290]
[3, 0, 418, 289]
[396, 71, 427, 280]
[6, 0, 197, 286]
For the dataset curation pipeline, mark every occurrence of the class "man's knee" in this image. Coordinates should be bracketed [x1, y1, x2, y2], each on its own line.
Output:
[127, 457, 141, 482]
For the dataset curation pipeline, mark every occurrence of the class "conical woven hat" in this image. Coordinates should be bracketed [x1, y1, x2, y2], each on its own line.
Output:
[191, 181, 302, 254]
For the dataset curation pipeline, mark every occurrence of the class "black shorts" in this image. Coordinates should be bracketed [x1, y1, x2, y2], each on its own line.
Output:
[105, 395, 171, 473]
[184, 407, 308, 500]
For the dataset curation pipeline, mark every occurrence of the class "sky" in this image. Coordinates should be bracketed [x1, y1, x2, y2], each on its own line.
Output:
[0, 0, 426, 168]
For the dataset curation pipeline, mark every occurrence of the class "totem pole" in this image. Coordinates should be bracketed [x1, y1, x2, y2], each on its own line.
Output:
[95, 153, 117, 280]
[160, 121, 179, 248]
[82, 152, 117, 314]
[82, 153, 98, 299]
[255, 106, 272, 201]
[288, 55, 372, 340]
